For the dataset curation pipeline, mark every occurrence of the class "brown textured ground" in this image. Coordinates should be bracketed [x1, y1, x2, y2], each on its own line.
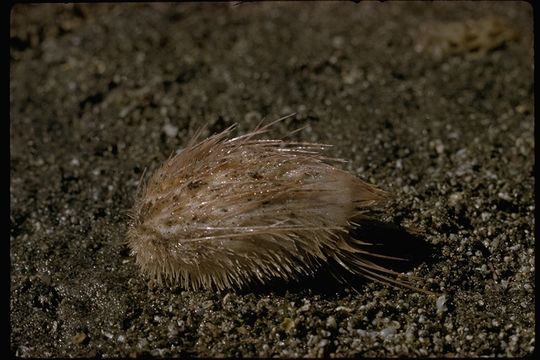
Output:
[10, 2, 534, 357]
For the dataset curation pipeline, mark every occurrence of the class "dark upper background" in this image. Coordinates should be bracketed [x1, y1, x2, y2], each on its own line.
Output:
[10, 2, 534, 357]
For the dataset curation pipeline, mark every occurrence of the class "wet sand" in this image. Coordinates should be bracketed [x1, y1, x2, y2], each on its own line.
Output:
[10, 2, 534, 357]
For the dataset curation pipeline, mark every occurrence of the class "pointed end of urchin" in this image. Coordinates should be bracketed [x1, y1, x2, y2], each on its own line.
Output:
[351, 176, 390, 208]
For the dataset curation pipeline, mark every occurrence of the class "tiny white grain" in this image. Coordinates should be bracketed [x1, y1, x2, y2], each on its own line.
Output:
[436, 294, 448, 312]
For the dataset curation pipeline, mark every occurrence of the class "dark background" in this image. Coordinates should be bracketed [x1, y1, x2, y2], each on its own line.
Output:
[10, 2, 534, 357]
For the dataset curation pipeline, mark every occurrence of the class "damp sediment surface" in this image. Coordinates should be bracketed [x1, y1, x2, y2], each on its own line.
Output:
[10, 2, 534, 357]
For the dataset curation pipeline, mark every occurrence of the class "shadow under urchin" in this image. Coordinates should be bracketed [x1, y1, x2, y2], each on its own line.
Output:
[233, 218, 436, 296]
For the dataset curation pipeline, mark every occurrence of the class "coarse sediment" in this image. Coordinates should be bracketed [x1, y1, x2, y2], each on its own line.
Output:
[10, 2, 534, 357]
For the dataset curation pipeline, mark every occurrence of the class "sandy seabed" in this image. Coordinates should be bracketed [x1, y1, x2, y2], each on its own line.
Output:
[10, 2, 534, 357]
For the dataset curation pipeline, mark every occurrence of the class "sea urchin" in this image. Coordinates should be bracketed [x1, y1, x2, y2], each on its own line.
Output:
[127, 116, 419, 291]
